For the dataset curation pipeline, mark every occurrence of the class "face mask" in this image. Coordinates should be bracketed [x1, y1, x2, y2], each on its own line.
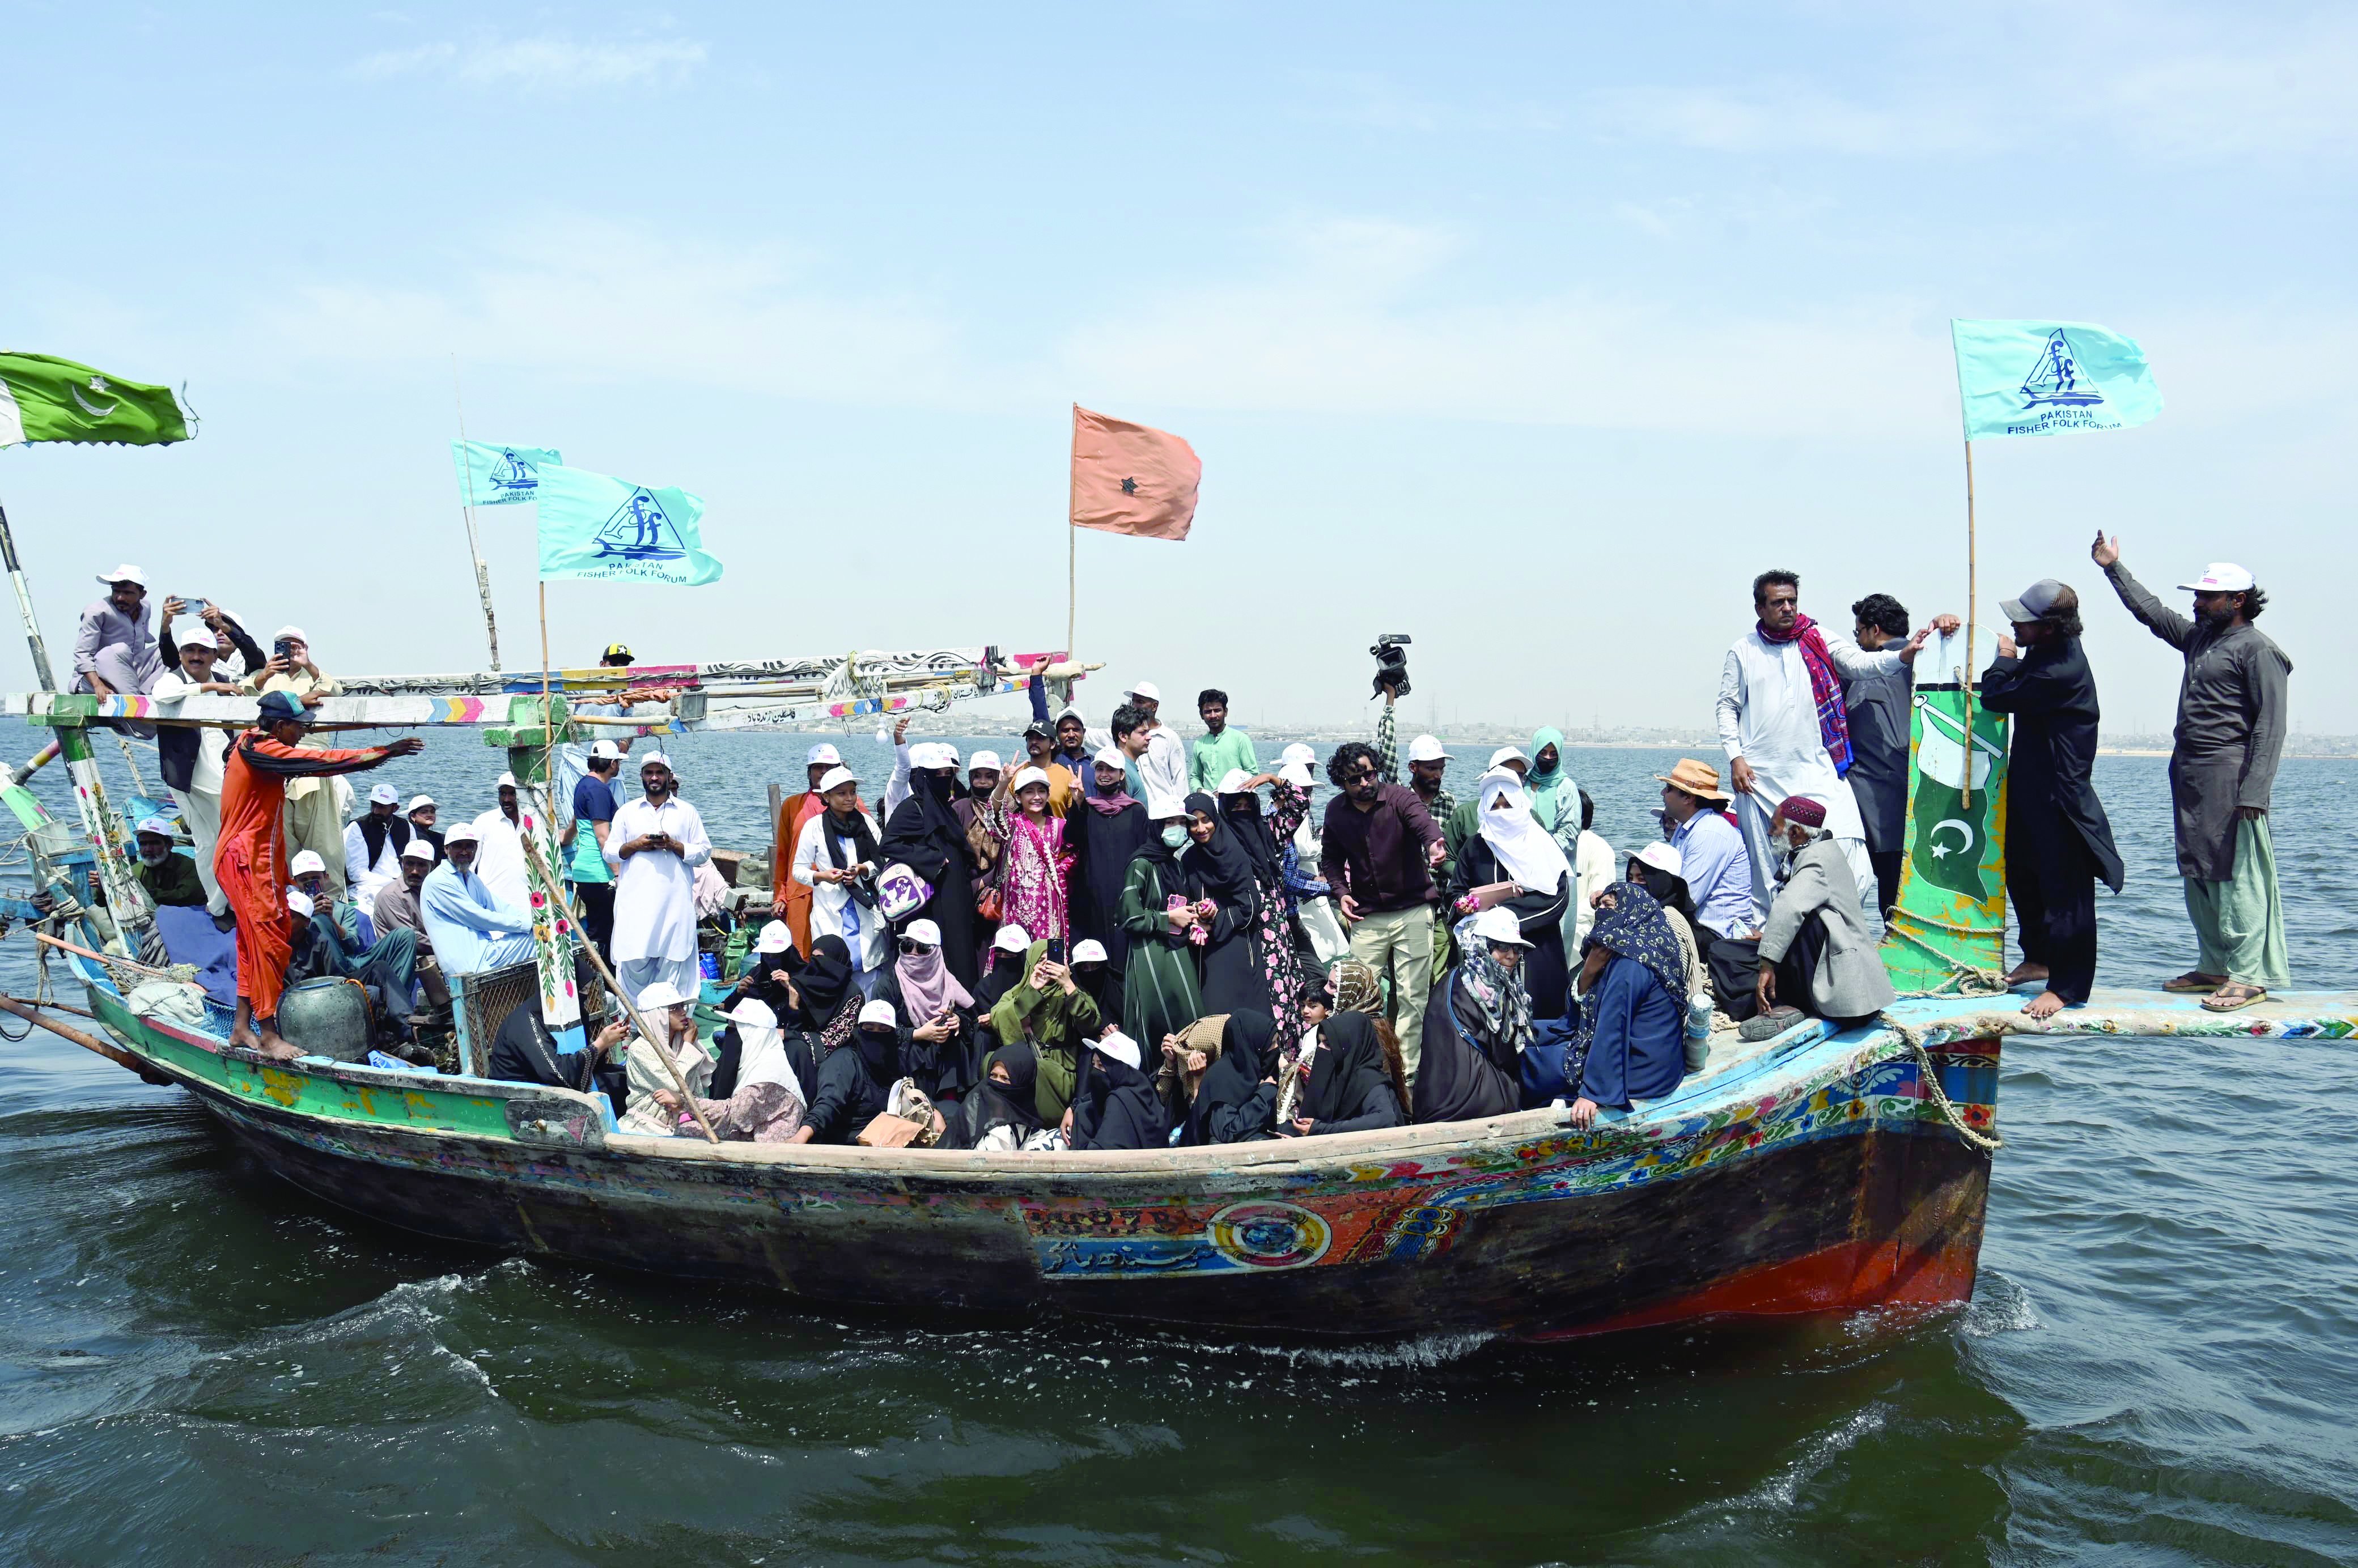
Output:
[1161, 825, 1188, 848]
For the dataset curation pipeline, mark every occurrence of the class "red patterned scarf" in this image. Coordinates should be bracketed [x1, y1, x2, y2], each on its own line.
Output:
[1757, 612, 1852, 776]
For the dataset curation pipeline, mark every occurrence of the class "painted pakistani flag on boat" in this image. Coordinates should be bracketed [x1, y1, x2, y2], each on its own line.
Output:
[0, 352, 190, 448]
[452, 440, 561, 505]
[1952, 319, 2161, 440]
[535, 462, 725, 586]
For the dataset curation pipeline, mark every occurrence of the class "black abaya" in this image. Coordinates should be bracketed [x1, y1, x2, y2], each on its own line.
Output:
[1411, 973, 1522, 1124]
[1180, 791, 1268, 1015]
[1067, 798, 1153, 974]
[1185, 1009, 1280, 1146]
[880, 771, 980, 987]
[1070, 1046, 1169, 1151]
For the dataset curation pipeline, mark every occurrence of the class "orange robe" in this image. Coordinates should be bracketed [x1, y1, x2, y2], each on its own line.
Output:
[217, 729, 400, 1017]
[771, 790, 826, 956]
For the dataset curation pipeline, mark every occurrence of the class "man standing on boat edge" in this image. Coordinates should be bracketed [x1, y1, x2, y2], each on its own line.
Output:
[1717, 570, 1957, 937]
[216, 691, 422, 1060]
[1978, 579, 2124, 1021]
[2092, 536, 2291, 1011]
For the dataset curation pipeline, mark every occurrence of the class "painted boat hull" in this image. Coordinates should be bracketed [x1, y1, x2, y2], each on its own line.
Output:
[87, 964, 2001, 1341]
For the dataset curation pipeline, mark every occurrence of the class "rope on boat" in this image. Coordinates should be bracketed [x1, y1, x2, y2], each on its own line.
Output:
[1887, 924, 2012, 1000]
[1881, 1013, 2020, 1154]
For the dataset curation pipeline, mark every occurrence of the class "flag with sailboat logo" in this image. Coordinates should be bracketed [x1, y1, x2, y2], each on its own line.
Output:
[535, 463, 725, 586]
[452, 440, 562, 506]
[1951, 319, 2161, 440]
[0, 353, 189, 447]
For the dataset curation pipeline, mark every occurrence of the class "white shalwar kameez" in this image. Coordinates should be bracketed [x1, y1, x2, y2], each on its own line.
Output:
[605, 794, 713, 1003]
[470, 806, 535, 917]
[1716, 629, 1901, 936]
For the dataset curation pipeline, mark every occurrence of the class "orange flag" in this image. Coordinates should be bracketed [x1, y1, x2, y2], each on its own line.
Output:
[1070, 404, 1199, 542]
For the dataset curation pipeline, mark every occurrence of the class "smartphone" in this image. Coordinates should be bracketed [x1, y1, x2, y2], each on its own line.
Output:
[181, 597, 210, 617]
[272, 638, 293, 661]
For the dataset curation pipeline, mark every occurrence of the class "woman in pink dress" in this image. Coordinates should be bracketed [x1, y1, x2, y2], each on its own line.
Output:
[985, 766, 1072, 950]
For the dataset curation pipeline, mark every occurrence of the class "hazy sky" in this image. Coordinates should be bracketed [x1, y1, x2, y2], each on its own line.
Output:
[5, 3, 2351, 734]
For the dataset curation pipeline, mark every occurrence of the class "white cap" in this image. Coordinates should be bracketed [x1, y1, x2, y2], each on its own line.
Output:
[729, 996, 778, 1031]
[289, 849, 327, 876]
[1125, 680, 1161, 703]
[1408, 734, 1448, 763]
[1011, 766, 1050, 793]
[370, 782, 400, 805]
[994, 923, 1033, 953]
[97, 564, 147, 588]
[1278, 760, 1314, 788]
[806, 743, 842, 766]
[858, 998, 898, 1028]
[1214, 768, 1253, 795]
[590, 739, 624, 760]
[1071, 938, 1108, 964]
[444, 821, 481, 845]
[1487, 746, 1529, 770]
[1468, 906, 1532, 947]
[273, 625, 309, 645]
[635, 980, 690, 1010]
[134, 815, 176, 837]
[638, 751, 671, 771]
[815, 766, 856, 794]
[406, 794, 435, 813]
[754, 920, 792, 954]
[400, 839, 436, 862]
[1280, 742, 1316, 767]
[496, 771, 518, 789]
[2177, 562, 2257, 593]
[169, 619, 210, 649]
[1632, 842, 1684, 878]
[1092, 1031, 1142, 1070]
[908, 742, 953, 770]
[939, 743, 961, 764]
[968, 750, 1002, 773]
[904, 917, 941, 945]
[286, 889, 315, 919]
[1092, 747, 1127, 771]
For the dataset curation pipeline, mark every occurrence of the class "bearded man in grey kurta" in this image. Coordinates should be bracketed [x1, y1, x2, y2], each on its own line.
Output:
[2094, 538, 2291, 1006]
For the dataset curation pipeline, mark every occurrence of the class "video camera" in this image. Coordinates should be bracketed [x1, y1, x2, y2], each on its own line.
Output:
[1370, 634, 1412, 698]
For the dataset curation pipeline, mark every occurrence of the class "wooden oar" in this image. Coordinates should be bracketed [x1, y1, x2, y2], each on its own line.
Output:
[32, 929, 203, 988]
[0, 993, 160, 1078]
[515, 827, 719, 1144]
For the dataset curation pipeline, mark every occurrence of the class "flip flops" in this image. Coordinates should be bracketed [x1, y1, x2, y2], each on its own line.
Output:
[2161, 971, 2226, 993]
[2200, 984, 2268, 1013]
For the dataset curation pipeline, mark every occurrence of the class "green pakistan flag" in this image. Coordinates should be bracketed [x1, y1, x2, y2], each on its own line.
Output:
[1907, 774, 1994, 900]
[0, 353, 190, 447]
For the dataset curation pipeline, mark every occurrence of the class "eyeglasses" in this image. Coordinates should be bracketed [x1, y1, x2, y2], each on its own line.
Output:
[898, 939, 935, 955]
[1347, 767, 1379, 782]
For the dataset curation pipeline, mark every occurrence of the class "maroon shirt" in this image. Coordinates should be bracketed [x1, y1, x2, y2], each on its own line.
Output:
[1319, 784, 1443, 914]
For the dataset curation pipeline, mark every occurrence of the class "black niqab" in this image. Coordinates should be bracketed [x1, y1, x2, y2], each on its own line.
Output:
[948, 1042, 1043, 1149]
[1185, 1008, 1280, 1146]
[1072, 1044, 1168, 1152]
[1218, 787, 1282, 884]
[1180, 791, 1258, 904]
[1304, 1011, 1392, 1125]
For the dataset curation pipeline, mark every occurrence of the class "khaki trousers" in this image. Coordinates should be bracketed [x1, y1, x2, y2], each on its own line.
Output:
[1348, 904, 1434, 1079]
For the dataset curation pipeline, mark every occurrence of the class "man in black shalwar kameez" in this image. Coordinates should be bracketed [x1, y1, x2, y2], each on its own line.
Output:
[1979, 579, 2124, 1019]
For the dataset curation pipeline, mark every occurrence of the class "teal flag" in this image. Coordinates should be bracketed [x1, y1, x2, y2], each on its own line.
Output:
[536, 463, 724, 586]
[1952, 319, 2161, 440]
[452, 440, 561, 505]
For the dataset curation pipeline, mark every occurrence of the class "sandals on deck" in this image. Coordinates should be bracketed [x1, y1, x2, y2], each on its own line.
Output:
[2161, 971, 2227, 993]
[2199, 984, 2268, 1013]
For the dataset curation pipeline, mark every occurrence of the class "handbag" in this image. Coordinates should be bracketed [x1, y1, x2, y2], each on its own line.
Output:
[874, 862, 934, 922]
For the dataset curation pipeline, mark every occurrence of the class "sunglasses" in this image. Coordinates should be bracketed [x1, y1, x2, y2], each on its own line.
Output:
[897, 938, 936, 955]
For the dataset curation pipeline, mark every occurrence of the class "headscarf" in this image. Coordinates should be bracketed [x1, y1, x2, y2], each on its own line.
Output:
[1085, 771, 1138, 818]
[796, 934, 860, 1049]
[894, 932, 972, 1021]
[1186, 1009, 1279, 1146]
[1217, 781, 1283, 885]
[854, 1013, 900, 1087]
[1303, 1011, 1394, 1125]
[1451, 911, 1536, 1057]
[1757, 611, 1852, 775]
[906, 766, 965, 848]
[732, 1001, 805, 1106]
[1327, 958, 1384, 1018]
[1180, 791, 1258, 904]
[1524, 728, 1575, 835]
[953, 1043, 1042, 1147]
[1580, 881, 1687, 1009]
[1073, 1038, 1169, 1151]
[1627, 859, 1696, 923]
[1474, 767, 1572, 893]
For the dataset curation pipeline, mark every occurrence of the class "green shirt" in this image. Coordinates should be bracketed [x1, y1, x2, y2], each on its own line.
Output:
[1188, 726, 1259, 793]
[137, 852, 208, 909]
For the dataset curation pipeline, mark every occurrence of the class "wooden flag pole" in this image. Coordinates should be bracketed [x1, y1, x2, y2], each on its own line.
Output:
[451, 356, 503, 671]
[1961, 436, 1977, 810]
[538, 580, 554, 759]
[1066, 403, 1079, 657]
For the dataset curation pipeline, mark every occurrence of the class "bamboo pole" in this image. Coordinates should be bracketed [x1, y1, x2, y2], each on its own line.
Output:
[1067, 403, 1079, 658]
[0, 993, 154, 1076]
[513, 830, 719, 1143]
[1961, 437, 1978, 810]
[32, 929, 196, 987]
[451, 358, 502, 671]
